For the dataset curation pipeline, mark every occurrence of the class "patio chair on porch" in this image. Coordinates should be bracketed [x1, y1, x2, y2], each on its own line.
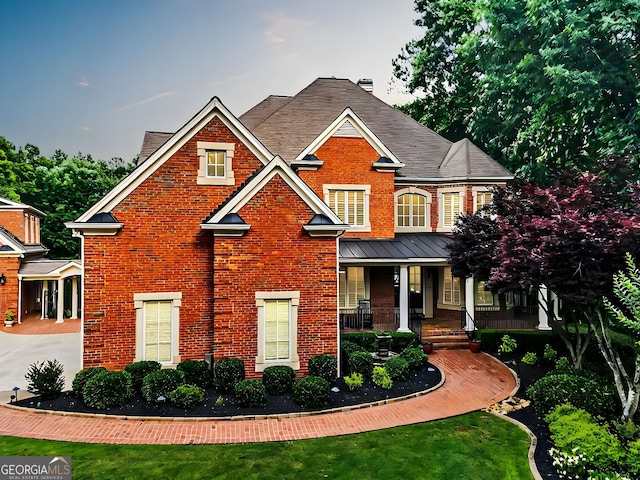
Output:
[358, 299, 373, 329]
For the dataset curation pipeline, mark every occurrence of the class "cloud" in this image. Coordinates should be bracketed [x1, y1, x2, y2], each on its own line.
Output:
[207, 73, 250, 87]
[77, 126, 91, 132]
[111, 91, 177, 112]
[261, 11, 313, 44]
[77, 75, 90, 87]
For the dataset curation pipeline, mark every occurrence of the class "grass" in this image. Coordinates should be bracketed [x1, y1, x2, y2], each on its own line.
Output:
[0, 412, 534, 479]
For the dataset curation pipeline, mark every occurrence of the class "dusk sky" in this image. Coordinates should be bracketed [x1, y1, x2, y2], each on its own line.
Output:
[0, 0, 421, 163]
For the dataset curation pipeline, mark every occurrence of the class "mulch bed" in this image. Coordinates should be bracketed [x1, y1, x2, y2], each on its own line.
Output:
[12, 366, 441, 418]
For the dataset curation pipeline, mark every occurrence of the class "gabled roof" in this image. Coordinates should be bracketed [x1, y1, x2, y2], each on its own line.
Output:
[0, 196, 45, 217]
[0, 226, 48, 256]
[19, 259, 82, 278]
[201, 156, 347, 237]
[438, 138, 511, 180]
[138, 131, 172, 165]
[73, 97, 275, 223]
[240, 78, 512, 181]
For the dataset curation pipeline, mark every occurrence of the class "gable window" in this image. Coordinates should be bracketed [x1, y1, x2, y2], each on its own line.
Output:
[395, 188, 432, 231]
[339, 267, 366, 308]
[442, 267, 461, 305]
[197, 141, 235, 185]
[255, 291, 300, 372]
[134, 292, 181, 365]
[324, 185, 370, 231]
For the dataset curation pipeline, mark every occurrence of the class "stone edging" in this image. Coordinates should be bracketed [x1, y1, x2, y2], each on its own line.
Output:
[1, 367, 446, 422]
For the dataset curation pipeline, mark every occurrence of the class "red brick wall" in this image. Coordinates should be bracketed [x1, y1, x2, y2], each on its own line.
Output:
[299, 137, 396, 239]
[369, 266, 396, 323]
[0, 210, 26, 243]
[213, 174, 338, 379]
[82, 117, 266, 369]
[0, 257, 20, 319]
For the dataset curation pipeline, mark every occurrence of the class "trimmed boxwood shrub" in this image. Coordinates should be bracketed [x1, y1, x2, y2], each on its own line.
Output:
[234, 380, 268, 408]
[177, 360, 212, 389]
[168, 384, 205, 409]
[262, 365, 296, 395]
[308, 355, 337, 384]
[141, 369, 186, 403]
[213, 358, 245, 392]
[293, 376, 330, 409]
[124, 361, 162, 391]
[83, 370, 133, 409]
[348, 351, 374, 378]
[25, 359, 66, 400]
[527, 373, 617, 419]
[72, 366, 107, 398]
[400, 347, 428, 370]
[384, 356, 409, 380]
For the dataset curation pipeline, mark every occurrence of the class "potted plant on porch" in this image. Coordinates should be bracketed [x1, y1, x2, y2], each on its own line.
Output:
[467, 329, 482, 353]
[4, 310, 15, 327]
[422, 340, 433, 354]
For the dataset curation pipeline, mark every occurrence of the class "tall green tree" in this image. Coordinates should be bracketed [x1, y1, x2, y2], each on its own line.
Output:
[394, 0, 640, 183]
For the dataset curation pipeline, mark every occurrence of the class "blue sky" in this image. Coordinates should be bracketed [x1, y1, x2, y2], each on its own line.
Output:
[0, 0, 420, 162]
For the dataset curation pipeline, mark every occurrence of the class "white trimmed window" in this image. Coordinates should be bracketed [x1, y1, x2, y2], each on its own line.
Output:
[473, 188, 493, 218]
[255, 291, 300, 372]
[324, 185, 370, 231]
[438, 188, 464, 232]
[476, 280, 494, 306]
[134, 292, 181, 365]
[395, 188, 432, 231]
[442, 267, 461, 305]
[197, 141, 235, 185]
[339, 267, 366, 308]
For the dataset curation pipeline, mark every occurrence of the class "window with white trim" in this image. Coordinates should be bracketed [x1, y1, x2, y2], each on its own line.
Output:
[197, 141, 235, 185]
[474, 190, 493, 218]
[442, 192, 461, 226]
[339, 267, 366, 308]
[134, 292, 181, 365]
[324, 185, 370, 230]
[476, 280, 494, 306]
[442, 267, 461, 305]
[397, 193, 429, 229]
[255, 291, 300, 372]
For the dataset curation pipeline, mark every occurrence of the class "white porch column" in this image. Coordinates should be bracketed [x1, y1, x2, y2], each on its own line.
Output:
[397, 265, 411, 332]
[464, 275, 475, 331]
[17, 277, 22, 324]
[55, 278, 64, 324]
[537, 285, 552, 330]
[41, 282, 48, 320]
[71, 277, 79, 319]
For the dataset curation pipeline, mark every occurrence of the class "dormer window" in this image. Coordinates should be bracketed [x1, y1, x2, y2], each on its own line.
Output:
[197, 141, 235, 185]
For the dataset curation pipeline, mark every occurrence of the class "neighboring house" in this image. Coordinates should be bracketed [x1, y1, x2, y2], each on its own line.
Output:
[67, 77, 524, 377]
[0, 198, 81, 325]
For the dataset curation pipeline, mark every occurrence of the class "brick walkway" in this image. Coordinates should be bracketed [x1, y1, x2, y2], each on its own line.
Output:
[0, 350, 516, 445]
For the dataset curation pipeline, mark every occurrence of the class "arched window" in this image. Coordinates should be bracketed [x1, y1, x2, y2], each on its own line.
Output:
[396, 190, 431, 230]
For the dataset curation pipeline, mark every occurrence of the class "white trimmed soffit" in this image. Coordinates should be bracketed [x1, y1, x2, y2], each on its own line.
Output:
[0, 231, 26, 254]
[294, 108, 404, 168]
[201, 156, 348, 236]
[64, 221, 123, 236]
[74, 97, 274, 223]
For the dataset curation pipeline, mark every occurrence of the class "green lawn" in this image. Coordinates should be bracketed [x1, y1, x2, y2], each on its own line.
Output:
[0, 412, 534, 479]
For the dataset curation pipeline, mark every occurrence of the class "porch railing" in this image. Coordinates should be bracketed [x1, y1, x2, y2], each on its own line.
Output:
[473, 305, 539, 330]
[340, 307, 398, 331]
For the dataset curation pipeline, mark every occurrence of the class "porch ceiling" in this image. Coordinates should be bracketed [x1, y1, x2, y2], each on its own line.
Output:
[339, 233, 451, 265]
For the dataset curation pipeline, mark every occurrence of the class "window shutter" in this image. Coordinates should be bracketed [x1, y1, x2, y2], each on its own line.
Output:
[144, 301, 172, 362]
[265, 300, 290, 360]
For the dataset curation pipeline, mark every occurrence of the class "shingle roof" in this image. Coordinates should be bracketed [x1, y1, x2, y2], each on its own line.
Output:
[19, 259, 78, 276]
[138, 131, 172, 165]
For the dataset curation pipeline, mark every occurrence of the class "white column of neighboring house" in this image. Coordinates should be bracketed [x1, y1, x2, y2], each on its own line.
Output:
[537, 285, 553, 330]
[464, 275, 475, 331]
[398, 265, 411, 332]
[55, 278, 64, 323]
[41, 281, 48, 319]
[71, 277, 79, 319]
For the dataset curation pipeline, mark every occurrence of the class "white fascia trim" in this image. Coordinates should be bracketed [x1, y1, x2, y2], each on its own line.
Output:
[0, 232, 26, 254]
[18, 261, 83, 280]
[294, 107, 400, 164]
[302, 225, 348, 237]
[205, 156, 344, 225]
[75, 97, 274, 223]
[0, 198, 46, 218]
[396, 176, 514, 184]
[65, 221, 124, 236]
[339, 258, 450, 266]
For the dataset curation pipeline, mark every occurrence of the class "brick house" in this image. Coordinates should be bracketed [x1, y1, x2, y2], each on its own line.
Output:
[0, 198, 81, 325]
[67, 77, 522, 377]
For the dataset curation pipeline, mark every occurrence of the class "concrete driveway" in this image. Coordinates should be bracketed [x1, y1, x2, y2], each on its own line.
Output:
[0, 328, 81, 402]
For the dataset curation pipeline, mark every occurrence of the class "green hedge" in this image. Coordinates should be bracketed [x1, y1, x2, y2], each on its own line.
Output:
[477, 330, 559, 355]
[341, 331, 418, 352]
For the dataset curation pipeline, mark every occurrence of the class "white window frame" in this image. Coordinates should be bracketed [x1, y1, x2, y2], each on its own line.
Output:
[439, 267, 461, 307]
[197, 141, 235, 185]
[134, 292, 182, 365]
[323, 184, 371, 232]
[255, 291, 300, 372]
[472, 187, 493, 218]
[395, 187, 432, 232]
[339, 267, 367, 309]
[437, 187, 465, 232]
[476, 280, 495, 306]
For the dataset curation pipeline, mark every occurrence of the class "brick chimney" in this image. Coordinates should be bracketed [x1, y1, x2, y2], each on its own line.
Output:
[357, 78, 373, 93]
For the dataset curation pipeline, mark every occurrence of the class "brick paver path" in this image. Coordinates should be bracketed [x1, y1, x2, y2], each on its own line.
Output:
[0, 350, 516, 445]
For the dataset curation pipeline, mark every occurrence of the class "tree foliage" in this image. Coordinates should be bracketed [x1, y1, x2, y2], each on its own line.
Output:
[395, 0, 640, 182]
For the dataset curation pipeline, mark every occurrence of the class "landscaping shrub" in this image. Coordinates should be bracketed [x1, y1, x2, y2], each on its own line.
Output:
[527, 373, 617, 419]
[384, 356, 409, 381]
[478, 329, 558, 355]
[124, 361, 162, 391]
[343, 372, 363, 391]
[168, 384, 205, 409]
[293, 376, 330, 409]
[543, 344, 557, 363]
[372, 366, 393, 389]
[348, 351, 374, 378]
[177, 360, 212, 389]
[25, 359, 65, 400]
[546, 404, 625, 474]
[342, 340, 366, 358]
[213, 358, 245, 392]
[83, 370, 133, 409]
[341, 331, 419, 352]
[262, 365, 296, 395]
[308, 355, 337, 384]
[400, 347, 428, 370]
[234, 380, 268, 408]
[72, 366, 107, 398]
[521, 352, 538, 366]
[141, 369, 186, 403]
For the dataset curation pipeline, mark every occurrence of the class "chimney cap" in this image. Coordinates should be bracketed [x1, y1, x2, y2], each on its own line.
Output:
[357, 78, 373, 93]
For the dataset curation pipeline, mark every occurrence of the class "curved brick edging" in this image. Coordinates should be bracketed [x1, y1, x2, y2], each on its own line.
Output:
[0, 350, 516, 445]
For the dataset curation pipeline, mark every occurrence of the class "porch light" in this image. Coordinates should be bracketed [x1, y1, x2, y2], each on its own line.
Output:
[10, 386, 19, 403]
[0, 273, 5, 285]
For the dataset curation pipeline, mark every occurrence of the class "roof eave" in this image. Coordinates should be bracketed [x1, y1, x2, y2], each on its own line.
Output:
[65, 222, 124, 236]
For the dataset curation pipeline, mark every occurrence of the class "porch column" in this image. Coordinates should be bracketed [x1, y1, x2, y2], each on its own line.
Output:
[71, 277, 79, 319]
[537, 285, 552, 331]
[41, 282, 48, 320]
[17, 277, 22, 324]
[464, 275, 475, 331]
[55, 278, 64, 324]
[397, 265, 411, 332]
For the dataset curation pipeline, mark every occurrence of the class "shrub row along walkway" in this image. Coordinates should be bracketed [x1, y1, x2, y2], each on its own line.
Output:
[0, 350, 516, 445]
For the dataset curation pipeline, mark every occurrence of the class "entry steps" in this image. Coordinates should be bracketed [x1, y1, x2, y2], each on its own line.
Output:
[422, 328, 470, 350]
